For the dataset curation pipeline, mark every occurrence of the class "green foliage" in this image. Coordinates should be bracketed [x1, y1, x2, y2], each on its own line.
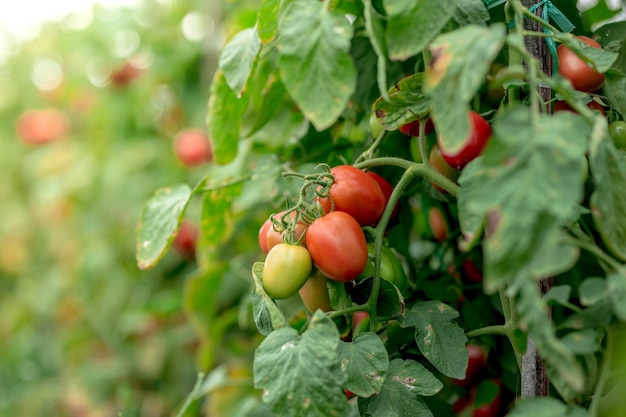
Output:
[253, 311, 350, 417]
[133, 1, 626, 417]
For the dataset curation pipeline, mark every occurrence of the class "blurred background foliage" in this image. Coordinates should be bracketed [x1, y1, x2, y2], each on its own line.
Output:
[1, 0, 624, 416]
[0, 0, 263, 416]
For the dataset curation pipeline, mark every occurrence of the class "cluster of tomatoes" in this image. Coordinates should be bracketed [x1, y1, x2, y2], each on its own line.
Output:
[257, 165, 405, 307]
[448, 344, 505, 417]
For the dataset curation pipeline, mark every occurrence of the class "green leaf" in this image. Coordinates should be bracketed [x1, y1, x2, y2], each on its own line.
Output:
[257, 0, 280, 44]
[207, 70, 249, 165]
[544, 285, 571, 306]
[358, 359, 441, 417]
[560, 329, 602, 355]
[506, 397, 568, 417]
[589, 118, 626, 262]
[254, 311, 350, 417]
[562, 301, 613, 331]
[399, 301, 467, 379]
[372, 74, 431, 131]
[251, 262, 287, 336]
[425, 24, 505, 156]
[135, 183, 192, 270]
[277, 0, 356, 130]
[458, 107, 589, 293]
[218, 27, 261, 97]
[579, 277, 607, 306]
[452, 0, 490, 27]
[349, 277, 404, 318]
[608, 270, 626, 321]
[603, 32, 626, 118]
[385, 0, 459, 61]
[337, 332, 389, 398]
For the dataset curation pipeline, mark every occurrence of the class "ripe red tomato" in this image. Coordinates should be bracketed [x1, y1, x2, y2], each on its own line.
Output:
[462, 258, 483, 283]
[16, 108, 70, 145]
[174, 128, 213, 167]
[429, 144, 459, 193]
[265, 211, 308, 252]
[352, 311, 370, 331]
[318, 165, 386, 226]
[305, 211, 368, 282]
[366, 171, 400, 224]
[553, 99, 605, 116]
[258, 218, 273, 254]
[438, 111, 491, 170]
[298, 270, 332, 313]
[452, 344, 488, 387]
[399, 118, 434, 136]
[452, 396, 469, 414]
[428, 206, 448, 242]
[557, 36, 605, 93]
[262, 243, 312, 299]
[470, 379, 502, 417]
[173, 220, 198, 259]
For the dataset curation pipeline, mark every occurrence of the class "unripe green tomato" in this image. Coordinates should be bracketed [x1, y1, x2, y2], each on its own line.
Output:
[361, 243, 408, 292]
[298, 270, 332, 312]
[609, 121, 626, 150]
[369, 112, 384, 138]
[262, 243, 312, 299]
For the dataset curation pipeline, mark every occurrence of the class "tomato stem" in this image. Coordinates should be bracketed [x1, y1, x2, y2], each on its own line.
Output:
[465, 324, 508, 338]
[355, 157, 459, 196]
[354, 127, 388, 164]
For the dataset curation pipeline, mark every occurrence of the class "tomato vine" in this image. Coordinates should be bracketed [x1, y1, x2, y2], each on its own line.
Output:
[136, 0, 626, 416]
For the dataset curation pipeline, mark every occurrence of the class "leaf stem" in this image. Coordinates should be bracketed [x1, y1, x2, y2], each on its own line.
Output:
[588, 326, 615, 417]
[466, 324, 509, 338]
[562, 234, 623, 272]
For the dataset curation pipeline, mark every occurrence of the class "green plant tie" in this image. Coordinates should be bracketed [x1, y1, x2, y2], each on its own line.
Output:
[504, 0, 575, 74]
[530, 0, 575, 74]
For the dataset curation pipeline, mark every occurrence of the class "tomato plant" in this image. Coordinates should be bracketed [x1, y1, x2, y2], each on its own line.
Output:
[262, 243, 312, 299]
[132, 1, 626, 417]
[318, 165, 386, 226]
[305, 211, 368, 282]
